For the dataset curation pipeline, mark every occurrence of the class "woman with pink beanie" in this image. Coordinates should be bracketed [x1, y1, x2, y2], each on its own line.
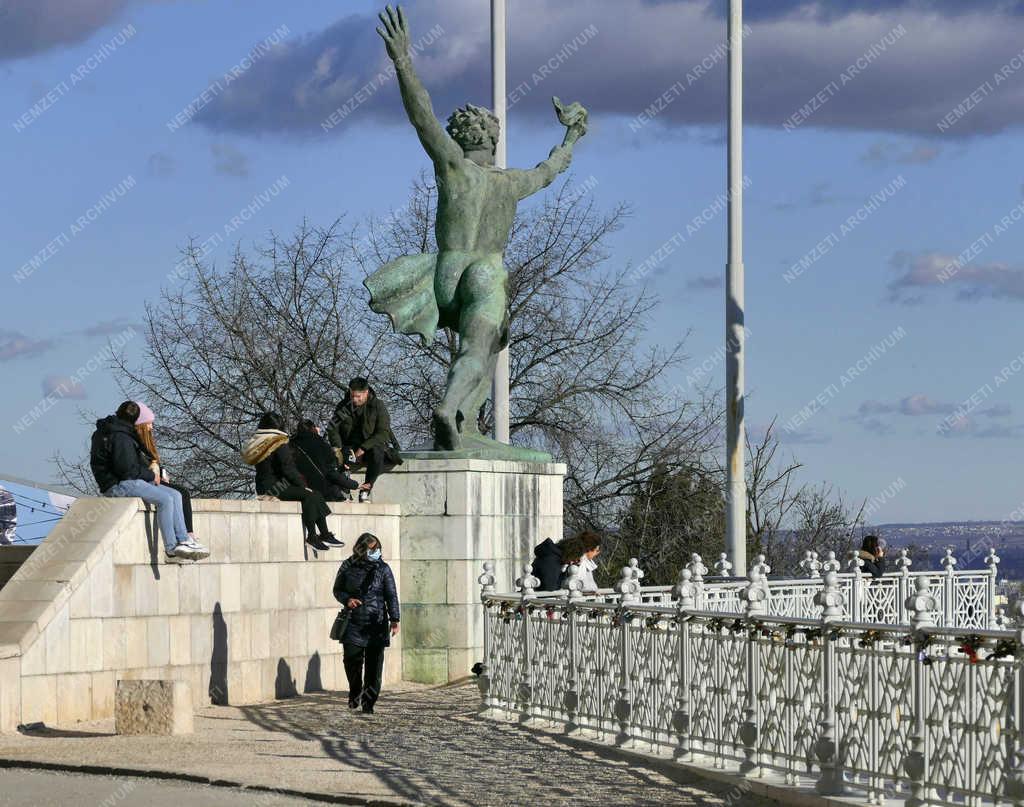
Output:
[134, 402, 209, 559]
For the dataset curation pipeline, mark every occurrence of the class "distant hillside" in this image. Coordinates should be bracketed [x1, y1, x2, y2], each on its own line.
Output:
[872, 521, 1024, 579]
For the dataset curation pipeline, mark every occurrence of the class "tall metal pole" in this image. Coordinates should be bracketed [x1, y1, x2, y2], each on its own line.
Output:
[491, 0, 511, 443]
[725, 0, 747, 576]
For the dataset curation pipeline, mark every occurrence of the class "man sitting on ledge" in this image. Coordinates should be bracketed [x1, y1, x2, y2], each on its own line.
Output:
[327, 378, 402, 503]
[90, 401, 209, 561]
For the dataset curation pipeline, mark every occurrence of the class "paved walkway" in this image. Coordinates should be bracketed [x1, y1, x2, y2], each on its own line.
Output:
[0, 683, 778, 806]
[0, 769, 324, 807]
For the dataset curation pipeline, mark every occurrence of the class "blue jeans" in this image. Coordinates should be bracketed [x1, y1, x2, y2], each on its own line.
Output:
[104, 479, 188, 552]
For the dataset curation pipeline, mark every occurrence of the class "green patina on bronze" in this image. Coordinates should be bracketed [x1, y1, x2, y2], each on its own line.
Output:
[368, 6, 587, 459]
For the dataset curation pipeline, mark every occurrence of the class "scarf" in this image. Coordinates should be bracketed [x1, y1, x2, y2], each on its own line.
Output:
[241, 429, 289, 466]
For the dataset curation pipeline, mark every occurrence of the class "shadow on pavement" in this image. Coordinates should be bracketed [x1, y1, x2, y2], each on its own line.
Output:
[238, 685, 769, 807]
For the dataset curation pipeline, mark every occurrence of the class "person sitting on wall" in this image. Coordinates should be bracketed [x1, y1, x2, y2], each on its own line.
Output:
[242, 412, 344, 552]
[292, 419, 360, 501]
[134, 402, 201, 544]
[327, 378, 402, 503]
[856, 534, 887, 578]
[90, 401, 209, 561]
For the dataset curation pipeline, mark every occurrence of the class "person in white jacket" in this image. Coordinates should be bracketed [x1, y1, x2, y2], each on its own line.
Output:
[560, 530, 603, 592]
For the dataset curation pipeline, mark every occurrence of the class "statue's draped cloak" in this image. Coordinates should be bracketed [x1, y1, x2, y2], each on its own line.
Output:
[364, 253, 439, 347]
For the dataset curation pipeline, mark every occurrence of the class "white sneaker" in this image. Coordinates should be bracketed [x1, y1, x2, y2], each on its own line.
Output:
[358, 489, 371, 503]
[166, 544, 197, 562]
[181, 537, 210, 559]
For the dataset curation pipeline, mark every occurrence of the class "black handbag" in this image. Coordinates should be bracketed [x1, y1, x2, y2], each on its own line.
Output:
[330, 563, 376, 642]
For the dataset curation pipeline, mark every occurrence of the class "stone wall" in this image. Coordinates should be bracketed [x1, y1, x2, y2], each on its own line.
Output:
[0, 497, 402, 732]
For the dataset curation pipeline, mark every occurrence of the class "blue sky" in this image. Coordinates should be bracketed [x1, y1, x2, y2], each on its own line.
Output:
[3, 0, 1024, 523]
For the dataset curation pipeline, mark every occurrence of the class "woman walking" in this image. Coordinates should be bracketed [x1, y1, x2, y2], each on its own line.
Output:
[242, 413, 344, 552]
[332, 532, 400, 713]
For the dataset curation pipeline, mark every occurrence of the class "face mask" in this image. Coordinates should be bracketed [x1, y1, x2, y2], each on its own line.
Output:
[367, 549, 382, 561]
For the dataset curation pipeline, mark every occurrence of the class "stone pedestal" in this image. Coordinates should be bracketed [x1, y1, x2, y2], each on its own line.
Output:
[115, 680, 193, 735]
[371, 459, 564, 684]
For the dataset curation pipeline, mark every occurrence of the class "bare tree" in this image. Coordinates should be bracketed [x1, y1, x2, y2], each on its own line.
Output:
[60, 176, 715, 519]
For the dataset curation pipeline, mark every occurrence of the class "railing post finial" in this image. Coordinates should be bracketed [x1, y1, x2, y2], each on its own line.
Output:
[753, 554, 771, 578]
[821, 551, 841, 574]
[714, 552, 733, 578]
[894, 548, 912, 575]
[615, 566, 642, 605]
[940, 547, 957, 574]
[814, 570, 844, 620]
[478, 561, 496, 597]
[740, 566, 768, 616]
[673, 567, 696, 609]
[906, 576, 939, 629]
[628, 557, 646, 583]
[799, 550, 821, 578]
[516, 564, 540, 597]
[985, 546, 1001, 573]
[847, 549, 864, 573]
[687, 553, 708, 583]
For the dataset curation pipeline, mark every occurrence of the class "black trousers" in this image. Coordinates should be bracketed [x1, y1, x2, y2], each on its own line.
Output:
[164, 481, 193, 533]
[344, 445, 390, 487]
[343, 642, 386, 707]
[276, 485, 330, 536]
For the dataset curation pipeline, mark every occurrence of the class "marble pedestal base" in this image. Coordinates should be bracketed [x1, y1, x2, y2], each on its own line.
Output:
[371, 458, 565, 684]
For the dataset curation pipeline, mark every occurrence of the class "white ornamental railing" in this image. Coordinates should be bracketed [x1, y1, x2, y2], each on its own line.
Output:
[476, 560, 1024, 806]
[522, 548, 1002, 631]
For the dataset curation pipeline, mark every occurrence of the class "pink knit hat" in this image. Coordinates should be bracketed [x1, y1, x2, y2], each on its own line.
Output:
[135, 402, 155, 425]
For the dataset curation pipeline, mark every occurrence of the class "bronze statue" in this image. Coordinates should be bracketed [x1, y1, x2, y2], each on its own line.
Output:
[368, 5, 588, 454]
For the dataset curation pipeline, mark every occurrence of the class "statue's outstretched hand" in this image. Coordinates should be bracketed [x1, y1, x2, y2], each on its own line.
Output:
[553, 96, 588, 142]
[377, 5, 411, 61]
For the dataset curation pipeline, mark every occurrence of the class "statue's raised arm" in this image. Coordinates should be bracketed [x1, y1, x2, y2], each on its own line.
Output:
[377, 6, 462, 170]
[508, 96, 589, 200]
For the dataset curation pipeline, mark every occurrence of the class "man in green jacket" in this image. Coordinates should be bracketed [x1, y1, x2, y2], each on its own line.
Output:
[327, 378, 402, 502]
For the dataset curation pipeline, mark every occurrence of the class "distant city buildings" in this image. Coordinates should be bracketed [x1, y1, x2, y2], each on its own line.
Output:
[0, 487, 15, 545]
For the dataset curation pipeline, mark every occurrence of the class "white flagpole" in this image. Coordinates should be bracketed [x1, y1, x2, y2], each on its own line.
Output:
[725, 0, 747, 576]
[491, 0, 510, 444]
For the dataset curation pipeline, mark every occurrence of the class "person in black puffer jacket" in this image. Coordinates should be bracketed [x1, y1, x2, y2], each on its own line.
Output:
[291, 419, 359, 501]
[241, 412, 343, 553]
[333, 532, 400, 713]
[530, 536, 564, 591]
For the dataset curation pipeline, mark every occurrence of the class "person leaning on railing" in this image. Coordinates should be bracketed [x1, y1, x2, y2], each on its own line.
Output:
[856, 534, 887, 578]
[571, 530, 602, 591]
[530, 536, 565, 591]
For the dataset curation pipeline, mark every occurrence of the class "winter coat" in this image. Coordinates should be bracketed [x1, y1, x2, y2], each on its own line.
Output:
[576, 555, 599, 591]
[90, 416, 156, 493]
[531, 538, 563, 591]
[332, 557, 400, 647]
[291, 431, 354, 496]
[327, 388, 402, 463]
[857, 549, 886, 578]
[253, 441, 306, 496]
